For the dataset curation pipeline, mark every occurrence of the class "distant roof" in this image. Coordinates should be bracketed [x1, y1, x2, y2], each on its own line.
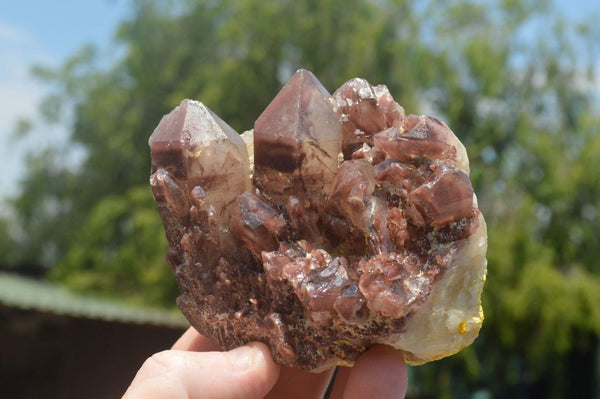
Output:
[0, 272, 188, 329]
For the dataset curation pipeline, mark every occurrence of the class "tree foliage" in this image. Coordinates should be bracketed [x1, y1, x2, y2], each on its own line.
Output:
[4, 0, 600, 396]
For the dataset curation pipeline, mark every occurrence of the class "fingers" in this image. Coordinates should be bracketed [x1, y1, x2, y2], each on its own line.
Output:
[130, 327, 406, 398]
[172, 326, 222, 352]
[334, 345, 407, 399]
[123, 342, 280, 399]
[168, 327, 335, 399]
[327, 366, 351, 399]
[265, 366, 335, 399]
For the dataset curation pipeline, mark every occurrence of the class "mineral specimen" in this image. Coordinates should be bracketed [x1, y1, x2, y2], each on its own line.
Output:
[149, 69, 487, 371]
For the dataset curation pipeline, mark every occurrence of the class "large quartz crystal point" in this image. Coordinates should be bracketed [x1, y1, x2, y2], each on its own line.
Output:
[149, 99, 251, 223]
[253, 69, 341, 205]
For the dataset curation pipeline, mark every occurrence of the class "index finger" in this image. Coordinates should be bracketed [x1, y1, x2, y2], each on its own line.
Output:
[264, 365, 334, 399]
[172, 326, 222, 352]
[334, 345, 407, 399]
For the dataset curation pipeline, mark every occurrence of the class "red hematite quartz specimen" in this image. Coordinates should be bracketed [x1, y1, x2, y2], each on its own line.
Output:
[149, 69, 488, 371]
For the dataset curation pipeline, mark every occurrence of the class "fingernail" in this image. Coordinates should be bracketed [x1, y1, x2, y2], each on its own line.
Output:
[229, 345, 257, 370]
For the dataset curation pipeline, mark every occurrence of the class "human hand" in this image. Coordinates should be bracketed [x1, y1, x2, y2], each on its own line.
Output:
[123, 327, 407, 399]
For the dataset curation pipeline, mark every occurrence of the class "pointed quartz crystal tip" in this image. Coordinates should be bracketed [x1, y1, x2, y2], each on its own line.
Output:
[253, 69, 341, 203]
[149, 99, 251, 221]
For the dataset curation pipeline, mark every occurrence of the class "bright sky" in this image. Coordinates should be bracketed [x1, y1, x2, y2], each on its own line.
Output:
[0, 0, 130, 202]
[0, 0, 598, 205]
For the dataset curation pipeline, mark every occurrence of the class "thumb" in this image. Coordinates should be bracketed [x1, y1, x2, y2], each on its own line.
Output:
[124, 342, 280, 399]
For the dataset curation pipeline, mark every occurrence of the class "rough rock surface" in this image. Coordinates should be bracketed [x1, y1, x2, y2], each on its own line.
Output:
[149, 69, 487, 371]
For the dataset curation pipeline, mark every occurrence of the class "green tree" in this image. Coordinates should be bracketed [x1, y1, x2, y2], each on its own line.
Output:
[5, 0, 600, 396]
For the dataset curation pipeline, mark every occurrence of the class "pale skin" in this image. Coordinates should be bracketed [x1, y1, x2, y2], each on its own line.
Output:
[124, 326, 408, 399]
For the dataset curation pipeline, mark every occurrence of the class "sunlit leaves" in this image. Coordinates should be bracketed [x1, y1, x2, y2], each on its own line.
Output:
[50, 185, 178, 306]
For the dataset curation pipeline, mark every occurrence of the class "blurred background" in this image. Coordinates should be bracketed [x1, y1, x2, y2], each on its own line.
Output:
[1, 0, 599, 397]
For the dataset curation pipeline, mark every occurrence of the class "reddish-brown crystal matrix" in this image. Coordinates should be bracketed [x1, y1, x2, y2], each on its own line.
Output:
[149, 69, 487, 371]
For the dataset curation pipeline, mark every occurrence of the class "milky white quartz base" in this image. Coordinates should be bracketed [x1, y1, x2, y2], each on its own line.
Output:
[386, 210, 487, 365]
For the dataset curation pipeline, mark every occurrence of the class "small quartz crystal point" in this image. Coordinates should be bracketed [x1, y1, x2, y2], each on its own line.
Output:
[333, 78, 405, 159]
[149, 70, 487, 372]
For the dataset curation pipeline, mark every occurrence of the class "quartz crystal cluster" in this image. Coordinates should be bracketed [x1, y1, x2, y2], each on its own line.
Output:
[149, 69, 487, 371]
